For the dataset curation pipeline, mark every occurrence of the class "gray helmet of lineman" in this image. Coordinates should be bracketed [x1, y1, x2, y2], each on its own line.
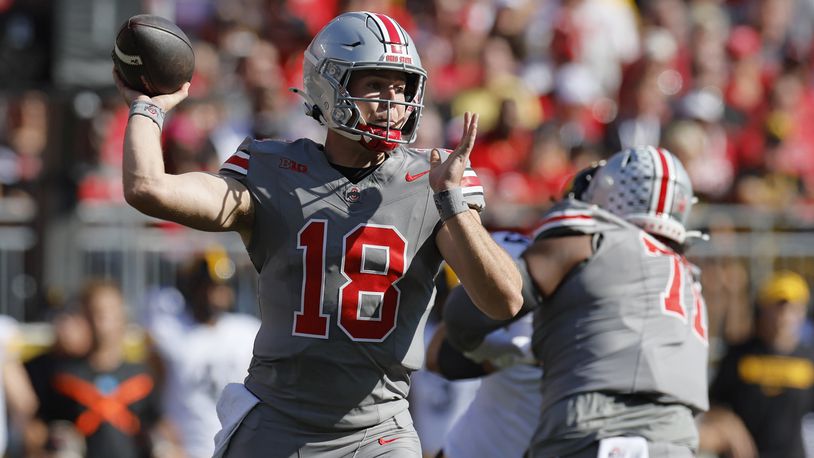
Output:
[582, 146, 695, 244]
[293, 11, 427, 151]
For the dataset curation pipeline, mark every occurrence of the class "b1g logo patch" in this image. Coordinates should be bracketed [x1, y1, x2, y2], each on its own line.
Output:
[279, 158, 308, 173]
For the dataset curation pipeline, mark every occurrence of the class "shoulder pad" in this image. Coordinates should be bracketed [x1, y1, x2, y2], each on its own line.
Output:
[220, 138, 319, 177]
[220, 136, 254, 176]
[532, 198, 631, 239]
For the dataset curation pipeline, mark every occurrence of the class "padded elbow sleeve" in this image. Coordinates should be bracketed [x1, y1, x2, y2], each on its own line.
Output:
[443, 286, 521, 352]
[437, 339, 489, 380]
[443, 257, 542, 353]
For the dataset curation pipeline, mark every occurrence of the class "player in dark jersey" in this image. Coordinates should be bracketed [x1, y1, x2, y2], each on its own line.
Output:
[442, 146, 709, 457]
[113, 11, 522, 458]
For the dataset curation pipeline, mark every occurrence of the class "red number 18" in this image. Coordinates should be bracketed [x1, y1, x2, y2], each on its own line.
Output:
[294, 220, 407, 342]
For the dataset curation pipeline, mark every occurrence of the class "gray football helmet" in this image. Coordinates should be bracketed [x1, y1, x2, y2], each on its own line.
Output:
[582, 146, 695, 244]
[294, 11, 427, 150]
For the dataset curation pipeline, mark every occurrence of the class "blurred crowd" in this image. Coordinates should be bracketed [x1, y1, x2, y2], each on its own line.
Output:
[2, 0, 814, 227]
[3, 251, 259, 458]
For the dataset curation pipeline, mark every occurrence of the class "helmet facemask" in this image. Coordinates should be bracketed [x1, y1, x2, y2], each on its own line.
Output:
[324, 61, 425, 150]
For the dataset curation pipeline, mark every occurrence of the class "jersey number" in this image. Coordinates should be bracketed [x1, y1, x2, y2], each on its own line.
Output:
[641, 235, 707, 343]
[294, 220, 407, 342]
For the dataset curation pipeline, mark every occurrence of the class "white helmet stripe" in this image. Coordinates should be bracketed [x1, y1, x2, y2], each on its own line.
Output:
[369, 13, 407, 54]
[369, 14, 389, 41]
[365, 13, 391, 53]
[657, 147, 676, 215]
[367, 13, 399, 52]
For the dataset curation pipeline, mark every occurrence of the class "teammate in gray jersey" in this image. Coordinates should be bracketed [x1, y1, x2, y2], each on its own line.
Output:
[113, 10, 522, 458]
[444, 146, 709, 458]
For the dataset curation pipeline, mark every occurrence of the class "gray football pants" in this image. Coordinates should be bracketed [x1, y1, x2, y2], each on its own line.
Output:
[529, 392, 698, 458]
[224, 402, 422, 457]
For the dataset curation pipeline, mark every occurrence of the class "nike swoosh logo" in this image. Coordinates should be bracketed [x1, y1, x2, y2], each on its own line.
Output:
[405, 170, 430, 182]
[378, 437, 399, 445]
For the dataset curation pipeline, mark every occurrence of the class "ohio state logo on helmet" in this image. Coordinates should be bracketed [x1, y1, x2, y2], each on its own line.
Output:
[293, 11, 427, 152]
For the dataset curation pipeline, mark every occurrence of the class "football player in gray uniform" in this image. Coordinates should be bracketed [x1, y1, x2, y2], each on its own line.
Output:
[114, 10, 522, 458]
[443, 147, 709, 458]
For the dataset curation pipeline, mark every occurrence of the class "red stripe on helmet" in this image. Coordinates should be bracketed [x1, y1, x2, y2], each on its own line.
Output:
[375, 13, 403, 45]
[655, 148, 671, 214]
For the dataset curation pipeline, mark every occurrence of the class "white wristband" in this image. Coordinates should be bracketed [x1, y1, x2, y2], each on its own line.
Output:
[129, 100, 165, 131]
[433, 187, 470, 221]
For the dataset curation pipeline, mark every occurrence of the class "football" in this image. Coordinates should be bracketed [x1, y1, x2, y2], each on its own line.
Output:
[112, 14, 195, 96]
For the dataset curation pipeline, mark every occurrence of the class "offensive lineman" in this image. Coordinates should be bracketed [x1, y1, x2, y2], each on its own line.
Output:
[114, 11, 522, 458]
[443, 147, 709, 457]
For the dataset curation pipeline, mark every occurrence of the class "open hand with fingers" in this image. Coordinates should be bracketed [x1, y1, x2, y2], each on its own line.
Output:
[429, 112, 479, 193]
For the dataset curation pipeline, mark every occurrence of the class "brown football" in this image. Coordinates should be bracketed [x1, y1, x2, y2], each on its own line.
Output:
[112, 14, 194, 96]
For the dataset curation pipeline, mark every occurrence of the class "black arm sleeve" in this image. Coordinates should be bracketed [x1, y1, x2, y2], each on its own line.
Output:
[437, 339, 490, 380]
[443, 258, 540, 352]
[443, 285, 512, 352]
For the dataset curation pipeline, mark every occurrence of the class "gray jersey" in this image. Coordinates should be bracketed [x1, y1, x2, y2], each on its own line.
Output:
[219, 137, 484, 430]
[531, 199, 709, 414]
